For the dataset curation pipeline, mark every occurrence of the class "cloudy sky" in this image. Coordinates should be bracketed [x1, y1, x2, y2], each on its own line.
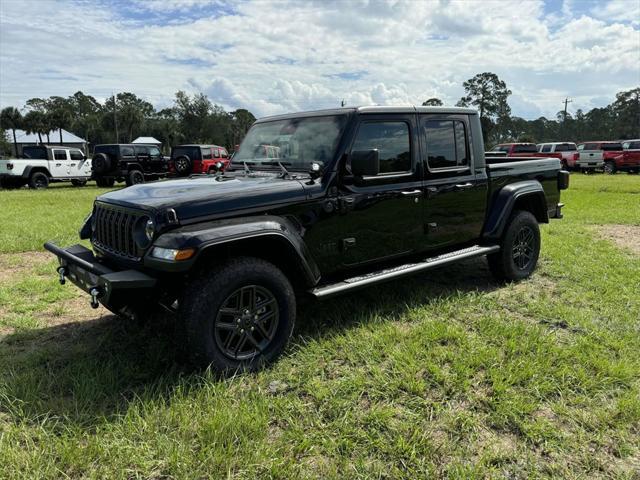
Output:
[0, 0, 638, 119]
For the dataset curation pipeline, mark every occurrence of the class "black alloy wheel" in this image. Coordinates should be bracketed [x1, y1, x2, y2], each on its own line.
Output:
[174, 155, 191, 176]
[127, 170, 145, 186]
[512, 225, 535, 271]
[214, 285, 279, 361]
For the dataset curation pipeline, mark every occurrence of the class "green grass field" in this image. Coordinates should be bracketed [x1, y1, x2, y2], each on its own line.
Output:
[0, 175, 639, 478]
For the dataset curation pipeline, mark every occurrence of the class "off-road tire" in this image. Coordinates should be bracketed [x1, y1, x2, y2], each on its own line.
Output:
[29, 171, 49, 189]
[71, 179, 87, 187]
[91, 153, 112, 174]
[181, 257, 296, 372]
[174, 155, 192, 176]
[96, 177, 115, 188]
[126, 169, 144, 186]
[488, 210, 540, 282]
[604, 161, 616, 175]
[561, 160, 568, 170]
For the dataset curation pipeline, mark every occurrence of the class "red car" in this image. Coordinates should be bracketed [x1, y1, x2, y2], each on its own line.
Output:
[611, 139, 640, 174]
[170, 144, 230, 176]
[489, 143, 539, 157]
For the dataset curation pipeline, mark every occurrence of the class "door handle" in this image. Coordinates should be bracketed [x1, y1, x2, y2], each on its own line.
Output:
[455, 183, 473, 189]
[401, 189, 422, 197]
[55, 163, 61, 166]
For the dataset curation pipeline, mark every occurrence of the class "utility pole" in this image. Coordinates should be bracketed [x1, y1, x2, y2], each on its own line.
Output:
[563, 97, 572, 122]
[340, 99, 346, 107]
[112, 92, 119, 143]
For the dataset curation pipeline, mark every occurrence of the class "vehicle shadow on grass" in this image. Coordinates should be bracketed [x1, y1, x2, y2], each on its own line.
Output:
[0, 257, 501, 429]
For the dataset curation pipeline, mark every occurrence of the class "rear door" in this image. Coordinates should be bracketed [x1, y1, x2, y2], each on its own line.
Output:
[420, 114, 486, 248]
[50, 149, 70, 177]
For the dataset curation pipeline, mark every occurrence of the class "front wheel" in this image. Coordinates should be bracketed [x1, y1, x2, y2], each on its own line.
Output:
[181, 257, 296, 372]
[96, 177, 115, 188]
[488, 210, 540, 282]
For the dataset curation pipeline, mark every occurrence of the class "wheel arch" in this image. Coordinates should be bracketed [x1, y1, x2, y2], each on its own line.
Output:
[22, 165, 52, 179]
[483, 180, 548, 241]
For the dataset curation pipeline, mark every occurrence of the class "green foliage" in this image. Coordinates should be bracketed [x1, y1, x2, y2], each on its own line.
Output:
[422, 98, 443, 106]
[0, 106, 23, 154]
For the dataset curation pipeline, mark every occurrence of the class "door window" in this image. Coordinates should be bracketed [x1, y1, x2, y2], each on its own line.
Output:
[134, 146, 149, 156]
[422, 120, 468, 170]
[213, 148, 221, 158]
[202, 148, 212, 160]
[70, 150, 84, 160]
[541, 145, 552, 153]
[121, 146, 135, 156]
[53, 150, 67, 160]
[351, 122, 411, 174]
[148, 146, 161, 157]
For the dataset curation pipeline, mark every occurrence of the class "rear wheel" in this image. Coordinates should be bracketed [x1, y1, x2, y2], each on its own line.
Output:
[29, 171, 49, 189]
[488, 210, 540, 282]
[96, 177, 115, 188]
[126, 169, 144, 186]
[181, 257, 296, 372]
[174, 155, 192, 176]
[604, 161, 616, 174]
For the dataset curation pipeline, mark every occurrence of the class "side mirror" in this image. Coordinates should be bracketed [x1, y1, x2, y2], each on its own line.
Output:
[349, 149, 379, 177]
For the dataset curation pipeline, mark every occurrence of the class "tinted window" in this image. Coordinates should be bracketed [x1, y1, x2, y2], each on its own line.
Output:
[513, 144, 538, 153]
[94, 145, 118, 156]
[352, 122, 411, 174]
[630, 141, 640, 149]
[202, 148, 212, 160]
[69, 150, 84, 160]
[601, 143, 622, 151]
[172, 146, 200, 160]
[148, 146, 161, 156]
[134, 146, 149, 155]
[541, 145, 552, 153]
[584, 143, 598, 150]
[423, 120, 468, 169]
[22, 146, 47, 159]
[121, 146, 135, 156]
[53, 150, 67, 160]
[494, 145, 510, 153]
[555, 143, 576, 152]
[213, 148, 220, 158]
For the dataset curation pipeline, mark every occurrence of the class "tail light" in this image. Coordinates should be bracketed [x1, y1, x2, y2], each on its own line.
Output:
[6, 163, 13, 170]
[573, 153, 579, 161]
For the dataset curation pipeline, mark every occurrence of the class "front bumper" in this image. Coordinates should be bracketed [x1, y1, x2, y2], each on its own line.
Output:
[44, 242, 157, 310]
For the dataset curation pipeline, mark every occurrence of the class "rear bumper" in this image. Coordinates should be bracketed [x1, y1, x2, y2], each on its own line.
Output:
[576, 160, 603, 169]
[44, 242, 157, 310]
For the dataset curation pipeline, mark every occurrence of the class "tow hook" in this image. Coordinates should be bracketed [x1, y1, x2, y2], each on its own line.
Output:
[57, 266, 67, 285]
[89, 288, 102, 309]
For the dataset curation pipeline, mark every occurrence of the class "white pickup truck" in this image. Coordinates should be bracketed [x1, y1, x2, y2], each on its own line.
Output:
[0, 145, 92, 189]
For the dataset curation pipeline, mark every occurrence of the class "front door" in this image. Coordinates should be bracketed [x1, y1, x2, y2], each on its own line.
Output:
[338, 114, 424, 266]
[419, 115, 487, 248]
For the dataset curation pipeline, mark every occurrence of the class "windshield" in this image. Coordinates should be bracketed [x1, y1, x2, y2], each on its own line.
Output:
[234, 115, 347, 169]
[555, 143, 577, 151]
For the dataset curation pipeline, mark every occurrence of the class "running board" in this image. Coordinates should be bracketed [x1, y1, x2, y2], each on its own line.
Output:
[309, 245, 500, 299]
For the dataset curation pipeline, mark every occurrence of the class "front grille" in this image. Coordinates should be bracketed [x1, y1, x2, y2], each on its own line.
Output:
[92, 203, 144, 259]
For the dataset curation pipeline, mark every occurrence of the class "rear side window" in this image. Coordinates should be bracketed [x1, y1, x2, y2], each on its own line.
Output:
[422, 119, 468, 170]
[202, 148, 212, 160]
[601, 143, 622, 151]
[94, 145, 118, 157]
[121, 146, 135, 156]
[22, 146, 47, 159]
[583, 143, 598, 150]
[352, 122, 411, 174]
[513, 144, 538, 154]
[53, 150, 67, 160]
[69, 150, 84, 160]
[541, 145, 552, 153]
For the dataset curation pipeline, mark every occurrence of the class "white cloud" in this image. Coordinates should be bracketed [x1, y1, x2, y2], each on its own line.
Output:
[0, 0, 638, 120]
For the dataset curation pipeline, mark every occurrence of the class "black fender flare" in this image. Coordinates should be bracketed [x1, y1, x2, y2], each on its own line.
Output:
[482, 180, 548, 241]
[145, 215, 321, 286]
[22, 165, 51, 179]
[126, 163, 144, 173]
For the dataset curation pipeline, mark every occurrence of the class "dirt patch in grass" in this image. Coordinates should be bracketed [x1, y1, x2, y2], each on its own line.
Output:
[0, 251, 53, 283]
[596, 224, 640, 255]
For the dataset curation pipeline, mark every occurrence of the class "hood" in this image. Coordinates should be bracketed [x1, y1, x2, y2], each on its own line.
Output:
[97, 173, 308, 220]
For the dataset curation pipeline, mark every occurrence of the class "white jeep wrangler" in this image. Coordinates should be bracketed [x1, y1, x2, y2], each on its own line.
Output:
[0, 145, 92, 189]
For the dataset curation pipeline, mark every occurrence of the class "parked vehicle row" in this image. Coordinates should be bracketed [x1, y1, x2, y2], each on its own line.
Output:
[488, 140, 640, 174]
[0, 142, 235, 189]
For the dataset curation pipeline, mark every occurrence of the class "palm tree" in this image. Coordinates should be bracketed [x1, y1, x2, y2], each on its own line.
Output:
[0, 107, 23, 156]
[23, 110, 46, 144]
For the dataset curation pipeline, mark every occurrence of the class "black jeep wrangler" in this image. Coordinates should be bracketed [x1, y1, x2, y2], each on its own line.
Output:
[46, 106, 569, 372]
[91, 143, 168, 187]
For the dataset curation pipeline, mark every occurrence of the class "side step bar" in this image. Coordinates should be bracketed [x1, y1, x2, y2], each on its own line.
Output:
[309, 245, 500, 299]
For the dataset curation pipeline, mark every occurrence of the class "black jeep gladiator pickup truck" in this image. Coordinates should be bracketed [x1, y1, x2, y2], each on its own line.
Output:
[45, 106, 569, 372]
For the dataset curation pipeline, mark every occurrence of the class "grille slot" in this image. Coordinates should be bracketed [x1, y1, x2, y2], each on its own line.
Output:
[92, 203, 145, 259]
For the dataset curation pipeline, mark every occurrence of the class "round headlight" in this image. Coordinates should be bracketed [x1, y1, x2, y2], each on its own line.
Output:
[145, 218, 155, 241]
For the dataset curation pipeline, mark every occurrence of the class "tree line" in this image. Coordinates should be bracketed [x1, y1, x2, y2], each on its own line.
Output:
[1, 72, 638, 156]
[424, 73, 639, 147]
[0, 91, 256, 155]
